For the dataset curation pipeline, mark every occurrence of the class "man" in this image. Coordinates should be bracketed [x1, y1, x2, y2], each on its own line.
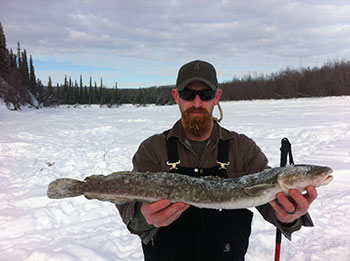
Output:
[116, 60, 316, 261]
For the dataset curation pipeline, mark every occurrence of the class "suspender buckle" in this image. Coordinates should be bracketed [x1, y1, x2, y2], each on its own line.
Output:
[216, 160, 230, 170]
[167, 160, 181, 170]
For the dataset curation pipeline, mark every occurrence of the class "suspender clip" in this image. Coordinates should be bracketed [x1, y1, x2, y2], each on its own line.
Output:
[167, 160, 181, 170]
[216, 160, 230, 170]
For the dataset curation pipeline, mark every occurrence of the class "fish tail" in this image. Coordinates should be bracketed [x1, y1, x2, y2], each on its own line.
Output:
[47, 178, 85, 199]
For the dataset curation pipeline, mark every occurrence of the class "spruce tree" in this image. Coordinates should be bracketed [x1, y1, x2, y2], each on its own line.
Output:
[17, 42, 22, 70]
[63, 75, 69, 104]
[42, 76, 54, 106]
[56, 83, 61, 103]
[36, 78, 44, 105]
[99, 78, 104, 105]
[74, 80, 79, 104]
[21, 49, 30, 85]
[79, 75, 83, 104]
[94, 81, 98, 104]
[114, 81, 118, 105]
[29, 55, 36, 92]
[84, 85, 88, 105]
[0, 22, 9, 73]
[88, 76, 93, 105]
[9, 49, 16, 69]
[68, 77, 73, 104]
[47, 76, 53, 96]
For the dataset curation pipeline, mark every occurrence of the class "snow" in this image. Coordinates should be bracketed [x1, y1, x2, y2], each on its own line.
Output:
[1, 96, 350, 261]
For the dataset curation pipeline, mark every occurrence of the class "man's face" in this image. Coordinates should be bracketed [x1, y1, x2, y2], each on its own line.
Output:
[172, 82, 222, 138]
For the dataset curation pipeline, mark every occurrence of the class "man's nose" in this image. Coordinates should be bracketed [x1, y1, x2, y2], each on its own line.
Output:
[192, 94, 202, 108]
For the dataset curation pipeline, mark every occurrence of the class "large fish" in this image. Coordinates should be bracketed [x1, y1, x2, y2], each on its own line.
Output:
[47, 164, 333, 209]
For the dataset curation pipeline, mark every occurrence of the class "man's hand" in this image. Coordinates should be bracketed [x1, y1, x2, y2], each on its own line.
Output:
[269, 186, 318, 224]
[141, 199, 190, 227]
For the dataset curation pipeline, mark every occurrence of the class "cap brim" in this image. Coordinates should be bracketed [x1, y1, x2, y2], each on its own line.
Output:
[177, 77, 217, 91]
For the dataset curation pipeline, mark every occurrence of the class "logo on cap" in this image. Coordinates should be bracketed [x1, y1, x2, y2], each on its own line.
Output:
[194, 62, 201, 72]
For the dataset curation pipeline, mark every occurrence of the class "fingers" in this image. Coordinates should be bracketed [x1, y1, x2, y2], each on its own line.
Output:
[276, 192, 296, 214]
[269, 198, 287, 216]
[269, 186, 318, 223]
[304, 185, 318, 203]
[141, 199, 171, 215]
[141, 199, 190, 227]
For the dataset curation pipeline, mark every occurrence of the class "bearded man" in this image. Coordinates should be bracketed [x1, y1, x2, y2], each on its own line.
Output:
[116, 60, 316, 261]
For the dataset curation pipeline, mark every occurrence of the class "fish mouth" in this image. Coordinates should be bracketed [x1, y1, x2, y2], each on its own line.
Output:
[319, 167, 333, 186]
[320, 173, 333, 186]
[278, 165, 334, 191]
[307, 165, 334, 187]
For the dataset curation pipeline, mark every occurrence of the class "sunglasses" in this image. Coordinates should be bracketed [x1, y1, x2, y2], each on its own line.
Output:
[178, 89, 216, 101]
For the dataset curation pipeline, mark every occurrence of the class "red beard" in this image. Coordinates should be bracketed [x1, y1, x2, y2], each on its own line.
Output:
[182, 107, 212, 138]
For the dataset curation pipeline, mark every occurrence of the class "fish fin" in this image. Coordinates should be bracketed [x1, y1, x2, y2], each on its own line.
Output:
[47, 178, 85, 199]
[84, 175, 105, 181]
[84, 193, 133, 205]
[244, 184, 276, 196]
[110, 197, 134, 204]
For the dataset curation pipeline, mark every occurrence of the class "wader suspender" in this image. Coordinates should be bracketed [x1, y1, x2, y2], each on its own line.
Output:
[142, 132, 251, 260]
[165, 136, 181, 171]
[275, 138, 294, 261]
[164, 131, 230, 177]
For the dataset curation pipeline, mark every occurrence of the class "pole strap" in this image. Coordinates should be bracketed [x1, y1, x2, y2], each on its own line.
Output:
[275, 137, 294, 261]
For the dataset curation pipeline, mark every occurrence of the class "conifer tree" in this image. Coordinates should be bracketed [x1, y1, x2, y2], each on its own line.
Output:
[88, 76, 93, 105]
[99, 78, 105, 105]
[0, 22, 9, 73]
[36, 78, 44, 105]
[94, 81, 98, 104]
[84, 85, 88, 105]
[79, 75, 83, 104]
[17, 42, 22, 70]
[63, 75, 69, 104]
[67, 76, 73, 104]
[21, 49, 30, 86]
[29, 55, 36, 91]
[74, 80, 79, 104]
[9, 49, 16, 69]
[47, 76, 53, 96]
[56, 83, 61, 103]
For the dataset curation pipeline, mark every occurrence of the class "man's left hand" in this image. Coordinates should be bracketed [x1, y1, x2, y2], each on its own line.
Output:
[269, 185, 318, 224]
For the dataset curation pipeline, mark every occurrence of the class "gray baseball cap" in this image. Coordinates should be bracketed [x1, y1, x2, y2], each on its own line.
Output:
[176, 60, 218, 91]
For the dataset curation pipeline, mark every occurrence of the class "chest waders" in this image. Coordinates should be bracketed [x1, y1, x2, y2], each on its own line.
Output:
[142, 134, 253, 261]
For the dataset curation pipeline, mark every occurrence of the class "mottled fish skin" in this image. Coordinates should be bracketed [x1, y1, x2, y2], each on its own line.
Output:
[47, 164, 333, 210]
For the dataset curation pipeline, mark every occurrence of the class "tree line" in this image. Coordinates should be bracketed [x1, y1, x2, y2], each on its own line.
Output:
[49, 76, 174, 107]
[220, 61, 350, 101]
[0, 22, 175, 109]
[1, 21, 349, 110]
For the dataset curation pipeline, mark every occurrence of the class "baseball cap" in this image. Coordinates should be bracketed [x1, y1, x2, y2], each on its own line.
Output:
[176, 60, 218, 91]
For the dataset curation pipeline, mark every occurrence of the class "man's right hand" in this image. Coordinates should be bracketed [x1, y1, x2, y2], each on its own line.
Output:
[141, 199, 190, 227]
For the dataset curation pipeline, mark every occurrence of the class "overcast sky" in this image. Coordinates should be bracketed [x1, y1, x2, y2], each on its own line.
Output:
[1, 0, 350, 88]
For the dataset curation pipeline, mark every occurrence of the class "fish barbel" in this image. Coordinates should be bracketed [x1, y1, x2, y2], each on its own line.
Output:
[47, 164, 333, 209]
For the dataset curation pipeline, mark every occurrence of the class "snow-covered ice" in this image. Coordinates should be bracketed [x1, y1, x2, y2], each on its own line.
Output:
[1, 96, 349, 260]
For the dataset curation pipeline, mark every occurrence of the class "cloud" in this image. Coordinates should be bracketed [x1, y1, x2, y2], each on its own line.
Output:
[1, 0, 350, 87]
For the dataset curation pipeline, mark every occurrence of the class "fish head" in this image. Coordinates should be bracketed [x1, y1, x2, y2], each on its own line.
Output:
[276, 164, 333, 193]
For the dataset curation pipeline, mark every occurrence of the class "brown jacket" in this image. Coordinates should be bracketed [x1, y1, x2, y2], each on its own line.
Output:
[116, 120, 311, 243]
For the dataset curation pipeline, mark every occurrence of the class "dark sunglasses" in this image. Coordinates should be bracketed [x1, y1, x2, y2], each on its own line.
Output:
[178, 89, 216, 101]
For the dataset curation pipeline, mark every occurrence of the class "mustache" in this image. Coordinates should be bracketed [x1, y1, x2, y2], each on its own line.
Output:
[183, 107, 208, 116]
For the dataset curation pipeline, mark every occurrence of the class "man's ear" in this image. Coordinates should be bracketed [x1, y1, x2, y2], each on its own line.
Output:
[214, 89, 222, 105]
[172, 88, 180, 104]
